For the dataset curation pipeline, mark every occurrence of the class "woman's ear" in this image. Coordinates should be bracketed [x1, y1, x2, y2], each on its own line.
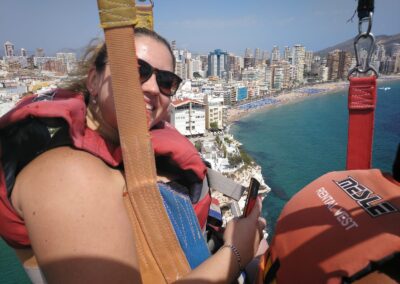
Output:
[86, 67, 100, 97]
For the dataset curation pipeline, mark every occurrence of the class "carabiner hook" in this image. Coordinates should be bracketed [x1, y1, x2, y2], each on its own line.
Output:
[354, 32, 375, 71]
[348, 31, 378, 78]
[358, 12, 373, 35]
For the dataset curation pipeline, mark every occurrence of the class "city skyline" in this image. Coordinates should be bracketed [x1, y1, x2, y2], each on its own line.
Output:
[1, 1, 400, 57]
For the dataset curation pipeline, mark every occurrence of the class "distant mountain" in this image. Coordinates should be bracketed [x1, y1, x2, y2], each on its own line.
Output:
[316, 33, 400, 57]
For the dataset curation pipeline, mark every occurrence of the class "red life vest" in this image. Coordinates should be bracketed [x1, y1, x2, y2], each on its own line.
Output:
[264, 169, 400, 283]
[0, 89, 210, 248]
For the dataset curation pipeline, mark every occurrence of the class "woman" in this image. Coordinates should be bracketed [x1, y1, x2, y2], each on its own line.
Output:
[4, 28, 265, 283]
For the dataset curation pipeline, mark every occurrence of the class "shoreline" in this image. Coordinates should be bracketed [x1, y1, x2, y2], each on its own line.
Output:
[227, 75, 400, 123]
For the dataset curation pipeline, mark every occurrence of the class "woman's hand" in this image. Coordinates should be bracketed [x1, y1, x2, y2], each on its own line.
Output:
[177, 197, 266, 283]
[223, 197, 266, 266]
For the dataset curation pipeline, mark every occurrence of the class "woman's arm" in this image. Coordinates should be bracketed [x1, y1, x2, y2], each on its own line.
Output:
[13, 147, 142, 283]
[13, 146, 264, 283]
[177, 198, 265, 283]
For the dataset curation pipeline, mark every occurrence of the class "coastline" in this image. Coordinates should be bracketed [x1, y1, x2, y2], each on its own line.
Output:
[227, 75, 400, 123]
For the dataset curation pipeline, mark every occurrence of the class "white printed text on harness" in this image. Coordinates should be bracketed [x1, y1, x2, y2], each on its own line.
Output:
[334, 176, 398, 217]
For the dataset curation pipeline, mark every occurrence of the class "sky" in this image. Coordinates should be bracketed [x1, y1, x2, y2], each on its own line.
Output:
[1, 0, 400, 57]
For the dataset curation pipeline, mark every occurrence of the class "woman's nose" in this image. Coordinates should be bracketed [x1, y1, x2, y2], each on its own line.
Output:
[141, 73, 160, 95]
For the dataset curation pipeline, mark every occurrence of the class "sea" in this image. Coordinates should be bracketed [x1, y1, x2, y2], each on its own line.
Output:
[230, 79, 400, 237]
[1, 79, 400, 282]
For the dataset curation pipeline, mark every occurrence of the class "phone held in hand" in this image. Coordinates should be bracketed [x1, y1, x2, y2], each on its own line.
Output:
[242, 177, 260, 217]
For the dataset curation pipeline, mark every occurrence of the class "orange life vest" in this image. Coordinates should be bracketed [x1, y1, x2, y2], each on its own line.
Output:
[0, 90, 210, 248]
[265, 169, 400, 283]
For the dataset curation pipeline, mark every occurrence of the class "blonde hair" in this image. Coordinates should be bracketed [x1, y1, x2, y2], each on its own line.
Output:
[62, 39, 107, 104]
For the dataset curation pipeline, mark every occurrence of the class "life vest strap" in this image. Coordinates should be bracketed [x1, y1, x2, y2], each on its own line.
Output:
[346, 76, 377, 170]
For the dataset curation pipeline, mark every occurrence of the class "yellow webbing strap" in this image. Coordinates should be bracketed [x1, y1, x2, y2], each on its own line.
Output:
[137, 1, 154, 30]
[96, 1, 190, 282]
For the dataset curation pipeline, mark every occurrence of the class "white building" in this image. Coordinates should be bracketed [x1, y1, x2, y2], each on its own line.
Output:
[265, 66, 273, 91]
[271, 46, 280, 63]
[292, 44, 305, 83]
[319, 65, 329, 82]
[170, 98, 205, 136]
[4, 41, 14, 57]
[56, 52, 77, 73]
[204, 94, 227, 130]
[272, 66, 284, 90]
[242, 67, 261, 82]
[175, 59, 186, 81]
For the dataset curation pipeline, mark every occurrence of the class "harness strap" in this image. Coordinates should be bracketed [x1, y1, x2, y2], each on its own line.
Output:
[96, 0, 190, 282]
[346, 76, 377, 170]
[357, 0, 374, 20]
[206, 168, 246, 201]
[136, 0, 154, 30]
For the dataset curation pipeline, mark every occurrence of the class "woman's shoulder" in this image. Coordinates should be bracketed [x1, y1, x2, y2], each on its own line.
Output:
[12, 146, 125, 216]
[20, 145, 119, 180]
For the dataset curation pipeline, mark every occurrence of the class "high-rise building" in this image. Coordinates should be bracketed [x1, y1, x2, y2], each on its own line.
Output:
[56, 52, 77, 73]
[207, 49, 228, 78]
[392, 43, 400, 57]
[265, 66, 273, 91]
[311, 55, 321, 75]
[4, 41, 14, 57]
[381, 56, 395, 74]
[175, 59, 186, 80]
[243, 57, 255, 69]
[35, 48, 45, 57]
[244, 48, 252, 58]
[319, 65, 329, 82]
[271, 46, 280, 64]
[244, 47, 254, 68]
[283, 46, 291, 62]
[394, 53, 400, 73]
[292, 44, 305, 83]
[327, 49, 352, 80]
[280, 60, 292, 89]
[199, 55, 208, 71]
[20, 48, 27, 57]
[190, 57, 203, 79]
[272, 66, 284, 90]
[304, 51, 313, 73]
[262, 50, 270, 62]
[227, 53, 241, 80]
[254, 48, 261, 60]
[171, 40, 177, 51]
[242, 68, 259, 82]
[375, 43, 386, 62]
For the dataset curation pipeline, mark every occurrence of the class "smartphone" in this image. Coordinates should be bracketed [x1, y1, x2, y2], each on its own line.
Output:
[242, 177, 260, 217]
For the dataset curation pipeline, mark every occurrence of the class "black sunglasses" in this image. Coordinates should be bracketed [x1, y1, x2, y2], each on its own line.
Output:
[138, 59, 182, 97]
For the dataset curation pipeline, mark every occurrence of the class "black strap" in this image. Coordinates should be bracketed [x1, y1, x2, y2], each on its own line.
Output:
[357, 0, 374, 19]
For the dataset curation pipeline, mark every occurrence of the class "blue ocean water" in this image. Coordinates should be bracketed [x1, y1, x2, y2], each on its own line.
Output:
[231, 80, 400, 237]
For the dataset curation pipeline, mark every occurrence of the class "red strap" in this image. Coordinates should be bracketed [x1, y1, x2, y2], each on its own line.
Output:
[346, 76, 377, 170]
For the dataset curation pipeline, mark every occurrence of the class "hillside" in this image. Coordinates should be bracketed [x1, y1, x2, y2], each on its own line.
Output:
[316, 33, 400, 56]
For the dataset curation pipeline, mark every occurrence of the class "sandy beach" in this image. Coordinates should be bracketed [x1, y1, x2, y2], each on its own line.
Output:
[227, 75, 400, 123]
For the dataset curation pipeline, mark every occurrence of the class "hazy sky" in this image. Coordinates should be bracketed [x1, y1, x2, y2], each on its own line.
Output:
[1, 0, 399, 56]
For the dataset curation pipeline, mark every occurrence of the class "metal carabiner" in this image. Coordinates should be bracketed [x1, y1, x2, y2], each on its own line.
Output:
[348, 31, 379, 78]
[354, 32, 375, 71]
[358, 12, 373, 35]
